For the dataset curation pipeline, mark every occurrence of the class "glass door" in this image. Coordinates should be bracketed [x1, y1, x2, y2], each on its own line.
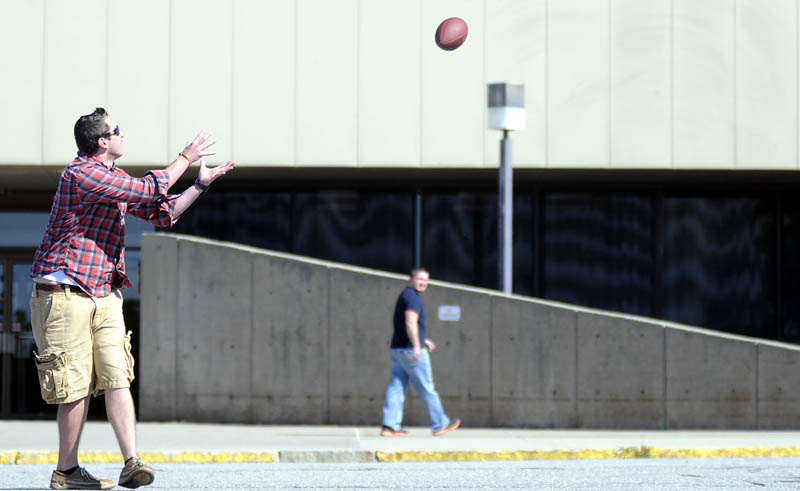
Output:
[0, 261, 6, 416]
[0, 255, 55, 418]
[0, 210, 149, 419]
[14, 260, 49, 417]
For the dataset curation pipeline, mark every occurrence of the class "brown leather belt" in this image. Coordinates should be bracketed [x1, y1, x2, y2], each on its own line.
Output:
[36, 283, 88, 296]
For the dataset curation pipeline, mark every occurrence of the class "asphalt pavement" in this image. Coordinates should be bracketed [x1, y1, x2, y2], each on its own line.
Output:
[7, 459, 800, 490]
[3, 421, 800, 465]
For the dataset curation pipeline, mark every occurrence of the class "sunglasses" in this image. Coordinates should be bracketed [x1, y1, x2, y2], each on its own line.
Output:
[103, 125, 120, 137]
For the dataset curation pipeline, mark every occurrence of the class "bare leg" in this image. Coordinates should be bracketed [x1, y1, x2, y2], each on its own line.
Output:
[105, 388, 137, 461]
[57, 396, 90, 470]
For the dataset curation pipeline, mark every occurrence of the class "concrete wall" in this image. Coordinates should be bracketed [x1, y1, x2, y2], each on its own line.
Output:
[2, 0, 800, 171]
[140, 233, 800, 428]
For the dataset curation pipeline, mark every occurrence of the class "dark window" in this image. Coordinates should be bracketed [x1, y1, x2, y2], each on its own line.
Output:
[542, 193, 654, 316]
[422, 192, 497, 289]
[662, 196, 776, 338]
[293, 192, 413, 273]
[513, 193, 537, 297]
[172, 192, 292, 251]
[781, 195, 800, 340]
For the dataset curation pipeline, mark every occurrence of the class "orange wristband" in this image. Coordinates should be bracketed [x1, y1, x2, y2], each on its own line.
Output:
[179, 151, 192, 164]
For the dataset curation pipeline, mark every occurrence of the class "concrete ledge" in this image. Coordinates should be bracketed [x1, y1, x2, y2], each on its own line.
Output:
[279, 450, 375, 463]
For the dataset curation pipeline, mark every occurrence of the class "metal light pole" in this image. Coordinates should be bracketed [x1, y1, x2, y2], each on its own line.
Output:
[488, 83, 525, 294]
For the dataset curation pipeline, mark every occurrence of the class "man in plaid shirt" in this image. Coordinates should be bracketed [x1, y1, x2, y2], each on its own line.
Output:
[29, 107, 234, 490]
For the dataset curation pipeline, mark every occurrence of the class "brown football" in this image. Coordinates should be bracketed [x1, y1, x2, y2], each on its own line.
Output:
[435, 17, 468, 51]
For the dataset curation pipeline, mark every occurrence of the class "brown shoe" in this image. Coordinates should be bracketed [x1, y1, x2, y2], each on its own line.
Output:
[380, 426, 410, 437]
[118, 457, 155, 489]
[432, 418, 461, 436]
[50, 467, 114, 489]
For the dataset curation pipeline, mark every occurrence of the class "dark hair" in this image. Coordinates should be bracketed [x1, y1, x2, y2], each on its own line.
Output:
[74, 107, 110, 155]
[410, 267, 429, 278]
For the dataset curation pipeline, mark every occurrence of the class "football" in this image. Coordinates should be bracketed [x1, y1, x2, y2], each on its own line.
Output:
[435, 17, 468, 51]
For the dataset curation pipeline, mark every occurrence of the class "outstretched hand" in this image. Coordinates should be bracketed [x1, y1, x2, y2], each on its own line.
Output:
[197, 159, 235, 186]
[183, 130, 217, 162]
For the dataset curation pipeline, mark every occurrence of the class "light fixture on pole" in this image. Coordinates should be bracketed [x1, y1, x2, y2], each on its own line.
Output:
[488, 82, 524, 294]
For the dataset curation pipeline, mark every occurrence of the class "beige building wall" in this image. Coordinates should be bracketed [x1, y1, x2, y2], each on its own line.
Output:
[0, 0, 798, 171]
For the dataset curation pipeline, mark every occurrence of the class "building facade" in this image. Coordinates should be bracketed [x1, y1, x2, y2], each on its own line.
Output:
[1, 0, 800, 418]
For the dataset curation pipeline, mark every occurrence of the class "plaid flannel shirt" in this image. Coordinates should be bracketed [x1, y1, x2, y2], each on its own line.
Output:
[30, 154, 176, 297]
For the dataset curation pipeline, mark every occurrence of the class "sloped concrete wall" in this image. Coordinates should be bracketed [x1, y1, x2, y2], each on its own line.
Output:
[140, 233, 800, 428]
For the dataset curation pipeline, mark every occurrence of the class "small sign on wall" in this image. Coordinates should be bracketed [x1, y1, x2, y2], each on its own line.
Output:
[437, 305, 461, 322]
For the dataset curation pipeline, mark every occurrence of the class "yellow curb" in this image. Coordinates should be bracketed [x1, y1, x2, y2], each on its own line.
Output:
[5, 446, 800, 464]
[0, 451, 278, 465]
[9, 451, 60, 465]
[375, 446, 800, 462]
[0, 451, 18, 465]
[137, 452, 279, 463]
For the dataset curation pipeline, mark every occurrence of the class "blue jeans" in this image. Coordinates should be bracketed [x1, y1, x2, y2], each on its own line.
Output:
[382, 348, 450, 431]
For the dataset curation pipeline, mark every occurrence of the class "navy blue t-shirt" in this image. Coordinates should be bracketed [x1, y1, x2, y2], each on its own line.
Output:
[390, 286, 426, 348]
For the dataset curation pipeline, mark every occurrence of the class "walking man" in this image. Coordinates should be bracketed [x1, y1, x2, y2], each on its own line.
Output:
[29, 107, 234, 489]
[381, 267, 461, 437]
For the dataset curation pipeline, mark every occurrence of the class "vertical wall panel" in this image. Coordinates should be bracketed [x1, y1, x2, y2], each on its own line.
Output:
[736, 0, 797, 168]
[666, 329, 756, 428]
[0, 0, 44, 164]
[169, 0, 232, 166]
[108, 1, 169, 166]
[358, 0, 421, 166]
[296, 0, 358, 165]
[233, 0, 295, 165]
[610, 0, 671, 167]
[175, 241, 253, 422]
[758, 344, 800, 429]
[673, 0, 735, 168]
[492, 298, 577, 427]
[139, 235, 178, 420]
[251, 255, 329, 423]
[578, 314, 665, 428]
[42, 0, 107, 164]
[548, 0, 610, 166]
[484, 0, 546, 167]
[421, 0, 485, 166]
[328, 269, 396, 424]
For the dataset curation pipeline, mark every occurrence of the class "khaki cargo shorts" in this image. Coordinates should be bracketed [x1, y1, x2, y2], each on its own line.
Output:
[29, 286, 135, 404]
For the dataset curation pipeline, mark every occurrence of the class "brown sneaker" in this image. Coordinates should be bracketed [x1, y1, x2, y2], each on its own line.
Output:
[118, 457, 155, 489]
[380, 426, 410, 437]
[50, 467, 114, 490]
[432, 418, 461, 436]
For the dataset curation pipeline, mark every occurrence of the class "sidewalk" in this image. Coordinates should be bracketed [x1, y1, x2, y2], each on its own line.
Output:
[3, 421, 800, 464]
